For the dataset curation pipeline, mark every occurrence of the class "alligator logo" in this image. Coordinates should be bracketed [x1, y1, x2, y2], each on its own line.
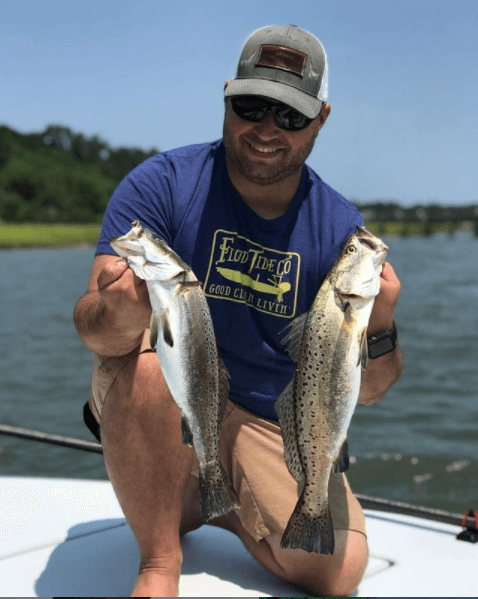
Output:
[204, 230, 300, 318]
[216, 268, 291, 303]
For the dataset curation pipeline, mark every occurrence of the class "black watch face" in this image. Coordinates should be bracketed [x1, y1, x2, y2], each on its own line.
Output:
[368, 337, 394, 359]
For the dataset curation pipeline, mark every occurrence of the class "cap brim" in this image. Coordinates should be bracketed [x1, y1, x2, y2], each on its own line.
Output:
[225, 78, 323, 119]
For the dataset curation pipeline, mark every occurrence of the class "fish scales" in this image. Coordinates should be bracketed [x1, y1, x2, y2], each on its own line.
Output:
[110, 221, 239, 522]
[276, 226, 388, 554]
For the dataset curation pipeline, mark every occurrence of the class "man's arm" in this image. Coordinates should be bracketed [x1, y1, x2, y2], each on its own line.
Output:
[73, 254, 152, 357]
[358, 261, 403, 406]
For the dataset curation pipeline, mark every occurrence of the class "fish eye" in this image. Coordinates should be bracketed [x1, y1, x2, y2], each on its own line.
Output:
[346, 245, 356, 254]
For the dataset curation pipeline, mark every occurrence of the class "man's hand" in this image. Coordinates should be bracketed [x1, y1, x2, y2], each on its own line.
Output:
[367, 261, 401, 335]
[358, 261, 403, 405]
[96, 257, 152, 334]
[74, 254, 152, 357]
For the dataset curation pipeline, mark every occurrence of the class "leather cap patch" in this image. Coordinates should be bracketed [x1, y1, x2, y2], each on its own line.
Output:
[255, 44, 307, 77]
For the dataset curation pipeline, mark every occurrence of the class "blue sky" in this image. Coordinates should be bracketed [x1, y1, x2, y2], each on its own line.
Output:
[2, 0, 477, 206]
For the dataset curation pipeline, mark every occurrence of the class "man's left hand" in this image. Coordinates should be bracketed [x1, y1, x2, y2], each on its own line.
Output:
[367, 261, 401, 336]
[358, 261, 403, 406]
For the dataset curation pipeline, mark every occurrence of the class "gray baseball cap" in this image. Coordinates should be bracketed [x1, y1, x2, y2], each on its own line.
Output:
[225, 25, 328, 119]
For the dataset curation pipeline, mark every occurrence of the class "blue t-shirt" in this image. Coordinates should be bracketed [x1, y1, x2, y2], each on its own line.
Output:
[96, 140, 363, 420]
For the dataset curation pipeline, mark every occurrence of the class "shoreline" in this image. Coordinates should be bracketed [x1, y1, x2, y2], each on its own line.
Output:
[0, 222, 475, 250]
[0, 223, 101, 249]
[0, 242, 97, 251]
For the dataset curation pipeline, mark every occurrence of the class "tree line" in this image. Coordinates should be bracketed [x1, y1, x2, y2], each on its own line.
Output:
[0, 124, 158, 223]
[0, 124, 475, 224]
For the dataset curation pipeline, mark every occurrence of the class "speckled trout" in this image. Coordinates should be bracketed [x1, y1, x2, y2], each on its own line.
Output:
[110, 221, 239, 521]
[275, 226, 388, 554]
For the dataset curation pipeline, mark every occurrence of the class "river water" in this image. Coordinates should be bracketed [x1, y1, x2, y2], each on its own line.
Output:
[0, 233, 477, 514]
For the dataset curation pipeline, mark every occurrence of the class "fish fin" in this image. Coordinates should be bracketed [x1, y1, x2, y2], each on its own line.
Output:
[198, 459, 240, 521]
[280, 312, 309, 363]
[360, 329, 368, 369]
[149, 315, 159, 351]
[281, 490, 335, 555]
[160, 309, 174, 348]
[275, 380, 303, 482]
[333, 438, 349, 474]
[181, 416, 193, 446]
[219, 356, 231, 385]
[178, 280, 201, 294]
[217, 358, 231, 438]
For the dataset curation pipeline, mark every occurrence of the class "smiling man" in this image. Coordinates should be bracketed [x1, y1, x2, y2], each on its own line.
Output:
[74, 25, 402, 597]
[223, 92, 330, 219]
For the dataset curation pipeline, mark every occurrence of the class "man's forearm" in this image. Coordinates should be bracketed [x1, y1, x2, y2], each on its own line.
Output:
[358, 346, 403, 406]
[74, 291, 144, 357]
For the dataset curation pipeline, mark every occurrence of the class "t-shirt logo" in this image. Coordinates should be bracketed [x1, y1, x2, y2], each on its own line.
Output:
[204, 229, 300, 318]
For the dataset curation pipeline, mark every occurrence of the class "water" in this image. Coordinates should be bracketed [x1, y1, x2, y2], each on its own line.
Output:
[0, 234, 477, 514]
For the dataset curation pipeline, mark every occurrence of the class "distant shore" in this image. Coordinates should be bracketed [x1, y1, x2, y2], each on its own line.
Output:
[0, 223, 101, 249]
[0, 221, 474, 249]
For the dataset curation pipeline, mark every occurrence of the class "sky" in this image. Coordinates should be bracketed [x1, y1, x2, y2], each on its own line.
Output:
[2, 0, 477, 207]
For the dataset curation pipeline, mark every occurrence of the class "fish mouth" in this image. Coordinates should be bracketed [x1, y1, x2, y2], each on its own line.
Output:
[339, 293, 362, 301]
[109, 237, 145, 257]
[336, 292, 366, 312]
[359, 236, 382, 251]
[114, 244, 144, 256]
[357, 226, 389, 252]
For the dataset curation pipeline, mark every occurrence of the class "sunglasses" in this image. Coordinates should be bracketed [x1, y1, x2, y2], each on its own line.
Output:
[230, 95, 313, 131]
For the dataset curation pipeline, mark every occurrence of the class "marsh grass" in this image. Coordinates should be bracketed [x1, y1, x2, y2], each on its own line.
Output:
[366, 221, 456, 236]
[0, 221, 458, 249]
[0, 223, 101, 248]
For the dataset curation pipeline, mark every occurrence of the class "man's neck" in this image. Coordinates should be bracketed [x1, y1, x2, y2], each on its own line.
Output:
[226, 158, 303, 220]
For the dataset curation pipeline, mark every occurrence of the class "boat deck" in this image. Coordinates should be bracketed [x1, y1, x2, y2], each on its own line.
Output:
[0, 476, 476, 597]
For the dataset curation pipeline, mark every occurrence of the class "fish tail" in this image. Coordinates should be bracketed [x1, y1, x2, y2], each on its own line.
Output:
[280, 493, 335, 555]
[198, 459, 240, 522]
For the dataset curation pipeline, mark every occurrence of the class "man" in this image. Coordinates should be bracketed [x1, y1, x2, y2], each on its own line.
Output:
[74, 25, 402, 597]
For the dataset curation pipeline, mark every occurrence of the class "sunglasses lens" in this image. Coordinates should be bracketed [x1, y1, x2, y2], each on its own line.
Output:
[231, 96, 311, 131]
[231, 96, 268, 122]
[273, 105, 310, 131]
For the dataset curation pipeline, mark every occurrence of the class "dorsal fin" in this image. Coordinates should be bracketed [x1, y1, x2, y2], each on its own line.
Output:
[280, 312, 308, 363]
[275, 380, 303, 483]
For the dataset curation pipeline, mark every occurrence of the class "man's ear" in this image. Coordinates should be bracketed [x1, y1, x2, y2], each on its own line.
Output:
[318, 102, 331, 127]
[224, 80, 231, 92]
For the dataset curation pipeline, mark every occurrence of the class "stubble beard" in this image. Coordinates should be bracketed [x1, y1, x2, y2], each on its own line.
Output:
[223, 126, 318, 186]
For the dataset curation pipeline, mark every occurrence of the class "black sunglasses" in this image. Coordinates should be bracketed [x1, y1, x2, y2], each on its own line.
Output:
[230, 95, 313, 131]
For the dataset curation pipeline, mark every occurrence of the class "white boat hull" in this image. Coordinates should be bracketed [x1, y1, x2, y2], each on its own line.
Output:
[0, 476, 476, 597]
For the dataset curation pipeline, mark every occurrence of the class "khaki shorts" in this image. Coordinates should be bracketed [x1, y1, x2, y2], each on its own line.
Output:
[86, 333, 366, 543]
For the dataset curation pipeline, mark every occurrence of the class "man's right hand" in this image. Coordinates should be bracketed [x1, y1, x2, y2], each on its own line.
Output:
[74, 254, 152, 356]
[96, 256, 152, 334]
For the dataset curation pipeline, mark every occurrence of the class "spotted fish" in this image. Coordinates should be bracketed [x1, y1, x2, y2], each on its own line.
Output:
[110, 221, 239, 521]
[275, 226, 388, 554]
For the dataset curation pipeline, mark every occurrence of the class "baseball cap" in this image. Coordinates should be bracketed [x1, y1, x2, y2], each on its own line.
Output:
[225, 25, 328, 119]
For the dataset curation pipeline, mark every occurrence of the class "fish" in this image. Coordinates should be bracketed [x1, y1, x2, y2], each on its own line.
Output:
[275, 226, 388, 554]
[110, 221, 240, 522]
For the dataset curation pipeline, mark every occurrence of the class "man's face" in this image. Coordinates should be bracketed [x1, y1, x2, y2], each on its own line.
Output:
[223, 96, 325, 187]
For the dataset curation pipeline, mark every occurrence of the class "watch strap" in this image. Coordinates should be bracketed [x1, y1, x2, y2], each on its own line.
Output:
[367, 322, 398, 359]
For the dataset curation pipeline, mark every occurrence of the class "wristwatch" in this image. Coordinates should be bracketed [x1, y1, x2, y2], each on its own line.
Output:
[367, 322, 398, 359]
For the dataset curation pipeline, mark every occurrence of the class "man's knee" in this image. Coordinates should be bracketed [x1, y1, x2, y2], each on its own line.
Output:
[107, 350, 170, 407]
[100, 349, 180, 443]
[120, 349, 162, 387]
[315, 530, 368, 596]
[267, 529, 368, 596]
